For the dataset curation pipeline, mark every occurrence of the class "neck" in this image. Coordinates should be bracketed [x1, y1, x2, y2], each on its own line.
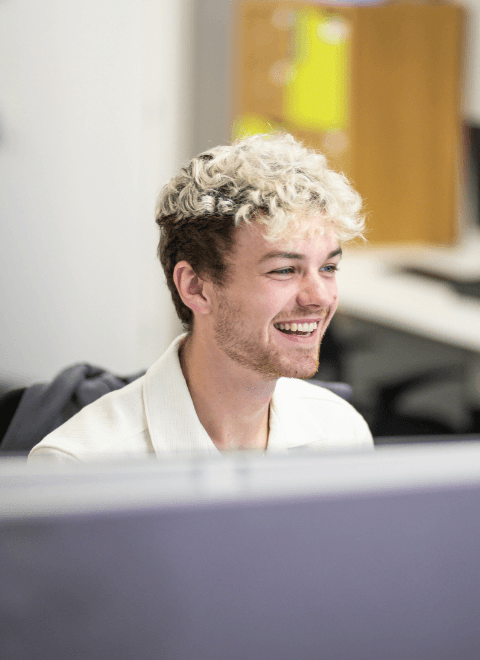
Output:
[179, 334, 275, 452]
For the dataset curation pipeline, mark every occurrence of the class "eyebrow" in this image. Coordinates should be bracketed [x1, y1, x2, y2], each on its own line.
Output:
[258, 247, 343, 264]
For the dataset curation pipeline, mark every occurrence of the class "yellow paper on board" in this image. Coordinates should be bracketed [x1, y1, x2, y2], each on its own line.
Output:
[231, 114, 282, 140]
[284, 8, 350, 132]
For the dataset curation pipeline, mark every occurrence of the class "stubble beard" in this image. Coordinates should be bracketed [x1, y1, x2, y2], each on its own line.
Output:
[213, 292, 323, 381]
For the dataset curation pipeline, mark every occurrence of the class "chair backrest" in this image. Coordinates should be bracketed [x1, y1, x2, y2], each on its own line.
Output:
[308, 380, 353, 402]
[0, 366, 144, 453]
[0, 388, 27, 447]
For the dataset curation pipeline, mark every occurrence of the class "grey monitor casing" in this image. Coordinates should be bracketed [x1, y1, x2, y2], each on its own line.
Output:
[2, 444, 480, 660]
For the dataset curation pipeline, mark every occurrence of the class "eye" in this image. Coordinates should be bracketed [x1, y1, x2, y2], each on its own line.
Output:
[270, 268, 294, 275]
[269, 264, 339, 276]
[321, 264, 339, 274]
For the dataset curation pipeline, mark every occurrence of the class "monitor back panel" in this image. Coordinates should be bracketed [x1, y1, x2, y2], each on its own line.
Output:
[1, 484, 480, 660]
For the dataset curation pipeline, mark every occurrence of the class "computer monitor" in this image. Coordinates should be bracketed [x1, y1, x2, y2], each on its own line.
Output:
[1, 444, 480, 660]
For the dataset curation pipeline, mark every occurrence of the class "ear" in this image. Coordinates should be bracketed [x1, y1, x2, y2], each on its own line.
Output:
[173, 261, 213, 318]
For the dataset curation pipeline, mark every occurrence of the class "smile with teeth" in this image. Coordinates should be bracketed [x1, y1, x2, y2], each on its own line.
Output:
[274, 322, 318, 336]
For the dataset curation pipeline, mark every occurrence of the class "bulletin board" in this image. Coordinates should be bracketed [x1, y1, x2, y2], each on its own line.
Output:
[233, 0, 464, 245]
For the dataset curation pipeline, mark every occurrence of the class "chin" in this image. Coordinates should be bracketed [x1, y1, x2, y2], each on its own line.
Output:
[275, 358, 319, 380]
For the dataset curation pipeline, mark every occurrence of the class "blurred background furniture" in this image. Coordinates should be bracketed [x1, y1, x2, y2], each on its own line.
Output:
[314, 317, 480, 441]
[332, 239, 480, 438]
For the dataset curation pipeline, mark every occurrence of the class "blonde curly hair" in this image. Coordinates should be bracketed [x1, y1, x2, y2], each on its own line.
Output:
[156, 132, 364, 332]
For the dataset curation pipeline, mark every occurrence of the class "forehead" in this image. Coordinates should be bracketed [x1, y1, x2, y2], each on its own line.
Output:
[230, 219, 340, 263]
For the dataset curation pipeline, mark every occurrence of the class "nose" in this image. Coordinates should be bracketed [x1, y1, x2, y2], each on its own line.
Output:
[297, 271, 338, 310]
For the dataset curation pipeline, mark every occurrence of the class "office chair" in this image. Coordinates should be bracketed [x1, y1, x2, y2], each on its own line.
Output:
[0, 365, 144, 453]
[369, 365, 466, 437]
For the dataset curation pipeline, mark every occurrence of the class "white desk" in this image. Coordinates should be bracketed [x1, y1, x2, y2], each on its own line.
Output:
[337, 231, 480, 353]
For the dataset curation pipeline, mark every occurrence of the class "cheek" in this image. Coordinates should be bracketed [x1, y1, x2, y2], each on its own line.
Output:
[327, 283, 339, 317]
[262, 284, 289, 313]
[265, 288, 286, 308]
[331, 279, 339, 302]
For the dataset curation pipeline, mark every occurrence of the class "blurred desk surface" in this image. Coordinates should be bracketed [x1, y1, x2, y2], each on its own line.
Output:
[338, 232, 480, 353]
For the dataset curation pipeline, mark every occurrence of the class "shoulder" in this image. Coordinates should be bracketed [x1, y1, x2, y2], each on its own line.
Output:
[28, 377, 152, 462]
[275, 378, 373, 450]
[275, 377, 354, 408]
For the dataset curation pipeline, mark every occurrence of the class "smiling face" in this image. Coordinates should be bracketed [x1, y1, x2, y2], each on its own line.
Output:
[207, 219, 341, 380]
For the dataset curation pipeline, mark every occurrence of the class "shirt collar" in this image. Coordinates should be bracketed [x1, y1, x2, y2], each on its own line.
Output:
[144, 333, 219, 455]
[143, 333, 294, 456]
[268, 378, 308, 452]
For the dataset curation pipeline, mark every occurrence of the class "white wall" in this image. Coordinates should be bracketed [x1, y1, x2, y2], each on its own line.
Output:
[0, 0, 192, 387]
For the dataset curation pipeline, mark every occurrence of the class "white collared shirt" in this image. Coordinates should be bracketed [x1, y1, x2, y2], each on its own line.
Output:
[28, 334, 373, 462]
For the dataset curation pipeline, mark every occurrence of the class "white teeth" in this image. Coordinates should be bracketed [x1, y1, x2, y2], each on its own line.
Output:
[274, 321, 319, 333]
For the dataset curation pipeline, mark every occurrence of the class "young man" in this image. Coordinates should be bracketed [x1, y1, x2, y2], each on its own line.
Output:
[29, 133, 373, 461]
